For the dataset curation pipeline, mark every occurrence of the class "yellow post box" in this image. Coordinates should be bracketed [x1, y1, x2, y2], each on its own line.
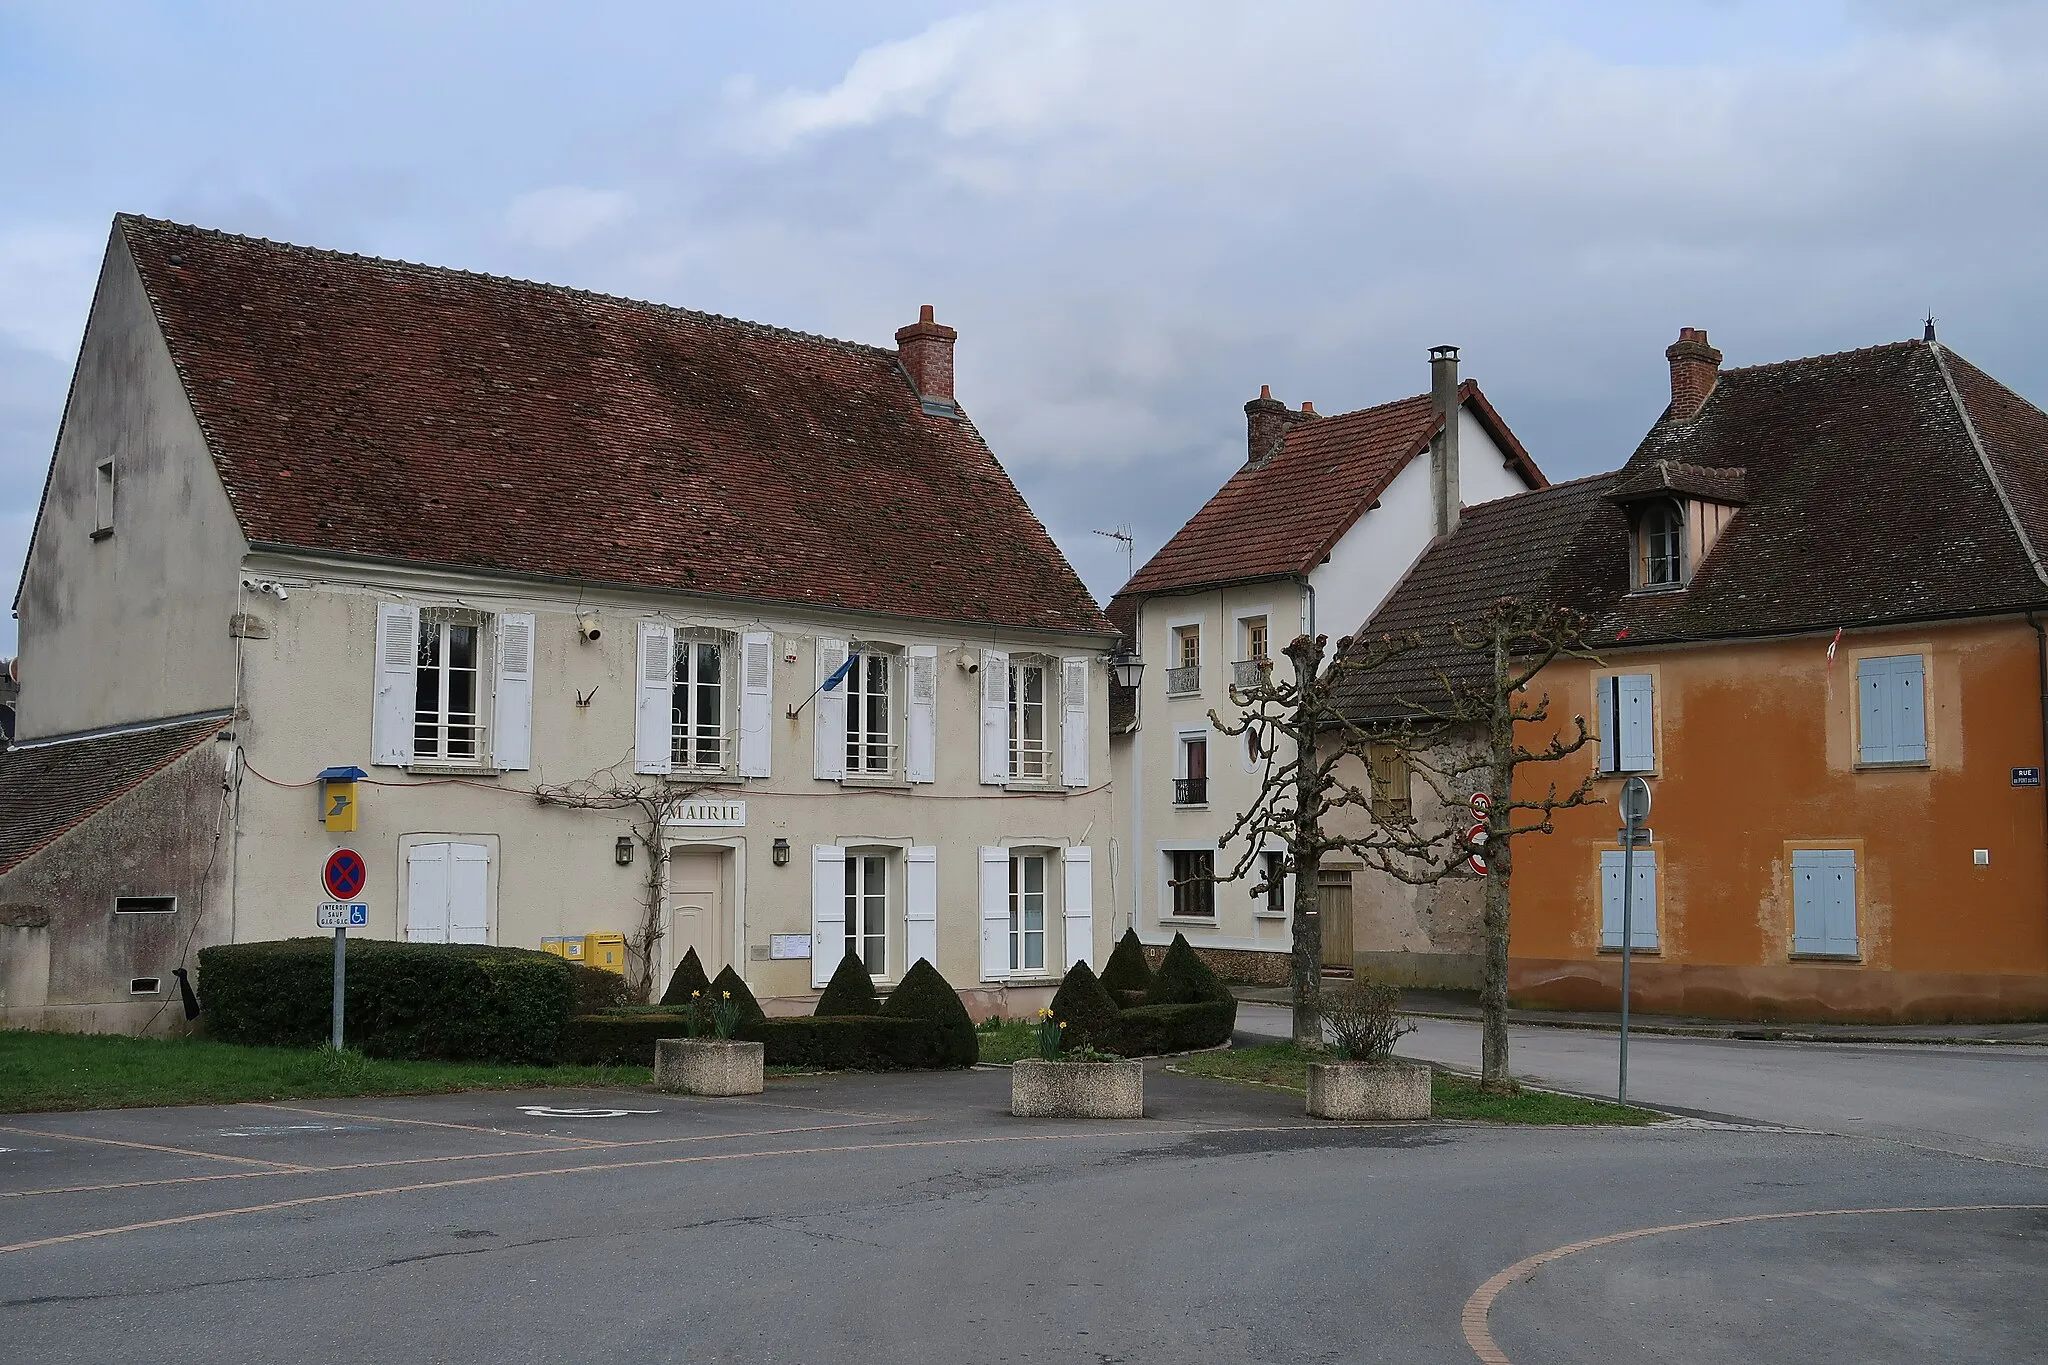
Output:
[317, 766, 366, 834]
[583, 933, 628, 974]
[540, 936, 587, 962]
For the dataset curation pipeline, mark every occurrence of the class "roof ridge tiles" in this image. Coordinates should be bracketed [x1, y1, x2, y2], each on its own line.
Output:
[116, 213, 900, 361]
[1716, 337, 1922, 379]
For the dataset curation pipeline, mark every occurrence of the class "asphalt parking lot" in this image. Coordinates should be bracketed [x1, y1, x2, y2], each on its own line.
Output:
[2, 1063, 2044, 1364]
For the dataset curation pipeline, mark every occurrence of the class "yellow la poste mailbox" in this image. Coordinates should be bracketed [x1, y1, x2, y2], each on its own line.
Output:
[317, 766, 366, 834]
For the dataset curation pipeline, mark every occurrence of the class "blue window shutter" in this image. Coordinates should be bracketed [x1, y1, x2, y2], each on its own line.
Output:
[1858, 657, 1892, 763]
[1596, 677, 1617, 773]
[1892, 656, 1927, 763]
[1631, 849, 1658, 949]
[1825, 850, 1860, 957]
[1791, 850, 1825, 953]
[1600, 852, 1623, 947]
[1618, 674, 1655, 772]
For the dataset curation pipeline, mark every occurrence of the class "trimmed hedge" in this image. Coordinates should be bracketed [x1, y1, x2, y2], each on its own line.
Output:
[815, 952, 881, 1016]
[711, 964, 767, 1029]
[1148, 932, 1233, 1006]
[1098, 928, 1155, 1002]
[569, 961, 632, 1015]
[556, 1012, 937, 1070]
[199, 938, 573, 1063]
[881, 959, 978, 1066]
[658, 948, 713, 1007]
[1113, 999, 1237, 1055]
[743, 1016, 937, 1070]
[1049, 960, 1122, 1054]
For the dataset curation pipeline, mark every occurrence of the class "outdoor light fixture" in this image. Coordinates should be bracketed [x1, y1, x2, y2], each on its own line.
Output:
[772, 837, 791, 867]
[615, 836, 634, 867]
[1109, 650, 1144, 690]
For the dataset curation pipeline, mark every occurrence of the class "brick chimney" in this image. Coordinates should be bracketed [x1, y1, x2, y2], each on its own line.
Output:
[1244, 384, 1289, 466]
[1429, 345, 1461, 539]
[1665, 327, 1722, 421]
[896, 305, 958, 411]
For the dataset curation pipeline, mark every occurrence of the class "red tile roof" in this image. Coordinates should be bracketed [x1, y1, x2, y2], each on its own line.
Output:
[115, 216, 1110, 637]
[0, 715, 227, 876]
[1109, 382, 1544, 607]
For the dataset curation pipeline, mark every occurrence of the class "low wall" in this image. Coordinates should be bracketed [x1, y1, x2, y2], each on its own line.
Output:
[1143, 944, 1291, 987]
[1352, 950, 1484, 991]
[1510, 957, 2048, 1024]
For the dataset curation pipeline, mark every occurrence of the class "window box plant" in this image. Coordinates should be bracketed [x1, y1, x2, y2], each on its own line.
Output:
[1010, 1006, 1143, 1119]
[653, 989, 763, 1097]
[1305, 978, 1429, 1120]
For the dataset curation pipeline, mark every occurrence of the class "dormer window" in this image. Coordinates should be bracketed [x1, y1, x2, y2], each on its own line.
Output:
[1640, 501, 1684, 589]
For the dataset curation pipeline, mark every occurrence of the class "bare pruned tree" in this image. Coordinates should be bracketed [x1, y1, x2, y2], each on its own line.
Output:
[1210, 598, 1602, 1090]
[533, 757, 704, 1003]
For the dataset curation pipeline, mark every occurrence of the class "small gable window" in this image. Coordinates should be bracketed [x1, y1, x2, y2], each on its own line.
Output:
[1639, 501, 1684, 589]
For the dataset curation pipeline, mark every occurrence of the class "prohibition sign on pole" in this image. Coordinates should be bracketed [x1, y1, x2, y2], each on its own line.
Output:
[323, 848, 368, 901]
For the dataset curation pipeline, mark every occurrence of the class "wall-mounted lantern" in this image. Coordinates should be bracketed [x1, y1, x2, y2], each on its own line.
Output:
[772, 837, 791, 867]
[615, 836, 634, 867]
[1108, 650, 1145, 690]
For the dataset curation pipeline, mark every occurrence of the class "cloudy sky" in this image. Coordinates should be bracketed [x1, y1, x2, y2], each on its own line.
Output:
[5, 1, 2047, 656]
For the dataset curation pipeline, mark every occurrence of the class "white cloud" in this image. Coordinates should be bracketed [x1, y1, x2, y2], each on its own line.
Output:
[504, 186, 634, 250]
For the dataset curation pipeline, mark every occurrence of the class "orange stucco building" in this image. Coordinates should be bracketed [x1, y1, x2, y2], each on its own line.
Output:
[1343, 327, 2048, 1022]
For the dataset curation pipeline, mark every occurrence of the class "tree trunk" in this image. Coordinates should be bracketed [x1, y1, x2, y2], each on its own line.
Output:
[1291, 696, 1324, 1047]
[1479, 621, 1516, 1092]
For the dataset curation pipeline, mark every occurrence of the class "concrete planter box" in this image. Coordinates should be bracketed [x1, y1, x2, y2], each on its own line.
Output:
[1010, 1058, 1144, 1119]
[1306, 1059, 1431, 1120]
[654, 1038, 764, 1096]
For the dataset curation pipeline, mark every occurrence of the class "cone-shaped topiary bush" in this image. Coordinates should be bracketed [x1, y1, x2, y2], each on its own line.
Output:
[710, 964, 767, 1029]
[815, 951, 882, 1016]
[1048, 959, 1122, 1053]
[880, 958, 978, 1066]
[1148, 932, 1232, 1005]
[1098, 928, 1155, 1005]
[658, 947, 713, 1007]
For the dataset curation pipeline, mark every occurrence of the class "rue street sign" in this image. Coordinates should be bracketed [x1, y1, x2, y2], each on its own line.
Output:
[2014, 767, 2042, 788]
[317, 903, 369, 929]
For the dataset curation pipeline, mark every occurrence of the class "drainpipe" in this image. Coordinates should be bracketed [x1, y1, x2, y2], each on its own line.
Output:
[2030, 613, 2048, 925]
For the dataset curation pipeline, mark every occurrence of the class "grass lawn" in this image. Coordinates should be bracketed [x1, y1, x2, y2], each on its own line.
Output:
[972, 1019, 1040, 1065]
[1170, 1042, 1662, 1125]
[0, 1029, 653, 1114]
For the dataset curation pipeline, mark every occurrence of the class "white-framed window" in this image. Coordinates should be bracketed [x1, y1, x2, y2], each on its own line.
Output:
[92, 459, 116, 536]
[1009, 657, 1051, 781]
[1168, 848, 1215, 918]
[1637, 501, 1684, 589]
[1175, 732, 1209, 806]
[415, 611, 487, 762]
[844, 850, 889, 976]
[1167, 624, 1202, 695]
[1857, 654, 1927, 765]
[1257, 850, 1286, 916]
[406, 840, 493, 944]
[1243, 615, 1269, 663]
[1009, 851, 1048, 972]
[845, 649, 895, 776]
[1596, 673, 1656, 774]
[672, 632, 730, 773]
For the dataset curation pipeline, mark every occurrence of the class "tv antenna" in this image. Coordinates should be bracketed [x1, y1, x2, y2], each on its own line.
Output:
[1093, 524, 1134, 585]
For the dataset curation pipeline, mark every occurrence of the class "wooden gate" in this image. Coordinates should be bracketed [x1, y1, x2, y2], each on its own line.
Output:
[1318, 869, 1354, 977]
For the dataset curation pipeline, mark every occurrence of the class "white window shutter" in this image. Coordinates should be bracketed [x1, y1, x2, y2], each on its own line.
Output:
[979, 650, 1009, 785]
[635, 622, 675, 775]
[1595, 676, 1617, 774]
[1062, 845, 1094, 970]
[1061, 656, 1091, 788]
[373, 603, 420, 767]
[449, 843, 491, 944]
[814, 638, 848, 780]
[906, 845, 938, 968]
[1791, 850, 1825, 954]
[811, 845, 847, 988]
[979, 845, 1010, 981]
[1892, 656, 1927, 763]
[1599, 850, 1654, 949]
[1600, 852, 1623, 948]
[907, 646, 938, 783]
[1824, 849, 1859, 957]
[739, 631, 774, 778]
[492, 612, 535, 771]
[1618, 674, 1655, 772]
[406, 842, 450, 942]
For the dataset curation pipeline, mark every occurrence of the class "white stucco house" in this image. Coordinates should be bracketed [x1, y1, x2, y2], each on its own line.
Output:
[1106, 349, 1547, 986]
[0, 215, 1122, 1032]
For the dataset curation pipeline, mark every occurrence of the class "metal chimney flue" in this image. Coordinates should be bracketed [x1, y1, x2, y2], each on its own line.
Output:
[1429, 345, 1461, 539]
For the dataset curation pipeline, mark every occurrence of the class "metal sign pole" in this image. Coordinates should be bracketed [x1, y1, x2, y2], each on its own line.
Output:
[1616, 776, 1651, 1108]
[332, 926, 346, 1051]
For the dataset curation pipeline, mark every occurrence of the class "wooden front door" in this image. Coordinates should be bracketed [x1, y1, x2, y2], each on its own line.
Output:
[1318, 869, 1354, 977]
